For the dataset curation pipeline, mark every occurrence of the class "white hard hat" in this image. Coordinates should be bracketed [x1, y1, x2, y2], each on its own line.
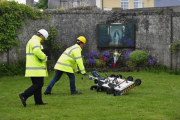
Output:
[38, 29, 49, 39]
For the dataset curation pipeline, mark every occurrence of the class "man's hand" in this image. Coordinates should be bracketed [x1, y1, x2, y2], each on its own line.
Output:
[83, 73, 88, 76]
[76, 71, 80, 74]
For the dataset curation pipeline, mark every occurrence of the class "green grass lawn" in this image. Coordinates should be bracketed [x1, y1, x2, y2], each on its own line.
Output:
[0, 71, 180, 120]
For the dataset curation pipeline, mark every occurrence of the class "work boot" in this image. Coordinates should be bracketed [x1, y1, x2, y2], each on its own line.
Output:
[44, 91, 51, 95]
[19, 94, 27, 107]
[35, 103, 48, 105]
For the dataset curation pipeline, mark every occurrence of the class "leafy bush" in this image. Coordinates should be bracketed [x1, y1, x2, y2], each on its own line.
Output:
[95, 59, 106, 68]
[126, 61, 137, 69]
[45, 25, 62, 51]
[129, 50, 149, 65]
[0, 59, 25, 77]
[143, 64, 168, 74]
[142, 64, 180, 75]
[168, 69, 180, 75]
[169, 40, 180, 53]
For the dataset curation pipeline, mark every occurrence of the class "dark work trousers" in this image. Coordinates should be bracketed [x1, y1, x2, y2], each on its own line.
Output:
[45, 70, 76, 93]
[21, 77, 44, 104]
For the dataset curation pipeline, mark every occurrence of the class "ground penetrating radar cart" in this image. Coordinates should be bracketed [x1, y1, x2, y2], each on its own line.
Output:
[86, 71, 141, 96]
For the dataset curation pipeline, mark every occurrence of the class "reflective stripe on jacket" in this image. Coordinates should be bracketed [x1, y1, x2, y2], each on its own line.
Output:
[25, 35, 48, 77]
[54, 44, 86, 74]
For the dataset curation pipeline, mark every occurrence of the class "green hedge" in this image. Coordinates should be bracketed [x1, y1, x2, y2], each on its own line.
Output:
[0, 59, 25, 77]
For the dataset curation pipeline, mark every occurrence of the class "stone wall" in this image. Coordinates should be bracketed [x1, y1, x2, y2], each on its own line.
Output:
[1, 6, 180, 69]
[48, 0, 96, 9]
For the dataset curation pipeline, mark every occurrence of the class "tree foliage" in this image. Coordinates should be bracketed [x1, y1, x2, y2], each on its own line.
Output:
[36, 0, 48, 9]
[0, 0, 44, 52]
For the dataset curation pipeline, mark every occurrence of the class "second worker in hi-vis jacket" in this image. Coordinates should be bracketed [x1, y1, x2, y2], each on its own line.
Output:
[44, 36, 87, 95]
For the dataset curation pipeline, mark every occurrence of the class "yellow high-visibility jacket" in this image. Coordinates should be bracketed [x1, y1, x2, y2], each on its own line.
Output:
[25, 35, 48, 77]
[54, 44, 86, 74]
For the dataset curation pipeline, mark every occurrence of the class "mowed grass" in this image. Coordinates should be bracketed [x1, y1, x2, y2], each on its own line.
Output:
[0, 71, 180, 120]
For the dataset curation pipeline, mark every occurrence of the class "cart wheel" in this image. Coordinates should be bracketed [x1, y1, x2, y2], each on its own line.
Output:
[90, 85, 98, 90]
[135, 79, 141, 86]
[114, 91, 121, 96]
[110, 74, 116, 77]
[94, 79, 98, 84]
[97, 86, 103, 92]
[114, 91, 118, 96]
[116, 74, 122, 79]
[106, 89, 115, 94]
[127, 76, 133, 81]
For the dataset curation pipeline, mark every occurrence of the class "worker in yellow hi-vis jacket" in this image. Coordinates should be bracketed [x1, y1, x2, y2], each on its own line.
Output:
[19, 29, 49, 107]
[44, 36, 87, 95]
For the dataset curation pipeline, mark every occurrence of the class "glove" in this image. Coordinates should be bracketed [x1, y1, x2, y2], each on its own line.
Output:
[76, 71, 80, 74]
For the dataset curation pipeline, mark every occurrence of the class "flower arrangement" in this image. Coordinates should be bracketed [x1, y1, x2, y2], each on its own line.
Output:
[84, 51, 113, 68]
[124, 50, 133, 59]
[84, 52, 100, 66]
[148, 57, 157, 66]
[102, 51, 114, 67]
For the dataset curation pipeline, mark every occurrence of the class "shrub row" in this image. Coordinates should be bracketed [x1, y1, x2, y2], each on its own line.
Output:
[0, 59, 25, 77]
